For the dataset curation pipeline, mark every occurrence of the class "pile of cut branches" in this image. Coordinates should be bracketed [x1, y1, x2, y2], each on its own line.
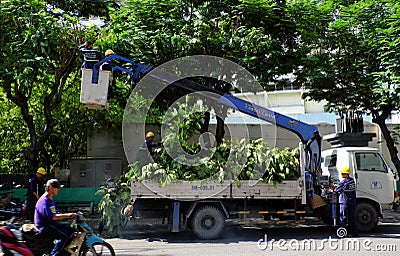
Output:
[126, 100, 299, 186]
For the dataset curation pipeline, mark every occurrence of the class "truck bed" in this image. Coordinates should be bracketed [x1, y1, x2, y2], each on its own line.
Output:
[131, 179, 303, 201]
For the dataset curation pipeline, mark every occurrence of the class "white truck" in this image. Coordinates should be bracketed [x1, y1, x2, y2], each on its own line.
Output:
[129, 145, 397, 239]
[82, 55, 398, 239]
[321, 146, 398, 232]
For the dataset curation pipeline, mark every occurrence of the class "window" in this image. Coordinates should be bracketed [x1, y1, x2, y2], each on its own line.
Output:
[324, 154, 337, 167]
[355, 152, 387, 173]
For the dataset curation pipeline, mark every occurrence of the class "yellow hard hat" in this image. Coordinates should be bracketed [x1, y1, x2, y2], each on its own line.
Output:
[340, 167, 351, 174]
[105, 49, 114, 56]
[146, 131, 155, 138]
[37, 167, 47, 175]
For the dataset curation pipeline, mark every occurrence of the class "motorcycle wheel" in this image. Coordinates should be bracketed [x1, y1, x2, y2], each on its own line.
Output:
[80, 242, 115, 256]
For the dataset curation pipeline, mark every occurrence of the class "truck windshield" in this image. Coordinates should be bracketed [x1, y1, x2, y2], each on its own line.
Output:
[355, 152, 388, 173]
[323, 154, 337, 167]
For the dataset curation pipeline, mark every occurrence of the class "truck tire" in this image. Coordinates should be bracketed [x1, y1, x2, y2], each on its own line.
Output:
[356, 202, 378, 232]
[191, 205, 225, 240]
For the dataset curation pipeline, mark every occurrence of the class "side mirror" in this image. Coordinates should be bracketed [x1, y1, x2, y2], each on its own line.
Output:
[391, 169, 399, 181]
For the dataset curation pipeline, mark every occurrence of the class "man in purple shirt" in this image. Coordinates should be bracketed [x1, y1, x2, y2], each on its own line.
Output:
[35, 179, 77, 256]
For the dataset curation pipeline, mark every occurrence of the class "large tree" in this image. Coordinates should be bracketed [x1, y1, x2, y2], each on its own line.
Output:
[0, 0, 113, 174]
[297, 0, 400, 174]
[0, 0, 84, 172]
[0, 0, 143, 174]
[98, 0, 307, 144]
[46, 0, 121, 18]
[2, 0, 399, 176]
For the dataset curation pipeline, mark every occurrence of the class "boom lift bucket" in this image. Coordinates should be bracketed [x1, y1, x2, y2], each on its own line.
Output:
[80, 69, 112, 110]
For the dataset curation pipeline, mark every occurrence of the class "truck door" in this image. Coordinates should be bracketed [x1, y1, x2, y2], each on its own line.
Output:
[353, 151, 395, 205]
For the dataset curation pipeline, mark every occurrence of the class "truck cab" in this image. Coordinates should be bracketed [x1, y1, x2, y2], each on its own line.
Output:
[321, 147, 397, 231]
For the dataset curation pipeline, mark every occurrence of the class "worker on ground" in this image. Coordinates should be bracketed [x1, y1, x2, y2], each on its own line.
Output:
[332, 166, 358, 237]
[101, 49, 114, 71]
[78, 41, 103, 69]
[143, 131, 161, 155]
[135, 131, 161, 165]
[26, 167, 46, 222]
[35, 179, 77, 256]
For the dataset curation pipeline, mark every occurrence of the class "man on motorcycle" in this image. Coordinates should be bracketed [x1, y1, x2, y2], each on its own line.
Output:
[34, 179, 77, 256]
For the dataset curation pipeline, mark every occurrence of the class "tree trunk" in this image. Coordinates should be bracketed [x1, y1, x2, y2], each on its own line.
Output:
[198, 111, 213, 147]
[374, 118, 400, 176]
[216, 116, 225, 145]
[199, 112, 210, 133]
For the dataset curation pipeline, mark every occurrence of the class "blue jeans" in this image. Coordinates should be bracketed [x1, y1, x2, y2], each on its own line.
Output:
[39, 223, 75, 256]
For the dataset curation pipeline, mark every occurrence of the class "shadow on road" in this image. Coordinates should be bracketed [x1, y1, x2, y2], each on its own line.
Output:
[120, 216, 400, 244]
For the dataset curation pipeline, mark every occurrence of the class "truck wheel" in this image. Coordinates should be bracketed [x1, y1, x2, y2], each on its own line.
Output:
[356, 202, 378, 232]
[191, 205, 225, 240]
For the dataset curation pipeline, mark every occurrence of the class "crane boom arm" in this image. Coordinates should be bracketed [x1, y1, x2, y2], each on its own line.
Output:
[90, 55, 321, 174]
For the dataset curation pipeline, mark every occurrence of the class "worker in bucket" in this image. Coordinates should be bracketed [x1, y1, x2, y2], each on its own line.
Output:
[101, 49, 114, 71]
[78, 41, 103, 69]
[100, 49, 115, 99]
[332, 166, 358, 237]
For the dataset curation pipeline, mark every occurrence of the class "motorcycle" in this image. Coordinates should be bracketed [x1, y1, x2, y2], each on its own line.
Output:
[0, 202, 24, 222]
[0, 221, 33, 256]
[0, 184, 25, 222]
[1, 212, 115, 256]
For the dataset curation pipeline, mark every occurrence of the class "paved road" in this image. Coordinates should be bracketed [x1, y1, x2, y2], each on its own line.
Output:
[105, 210, 400, 256]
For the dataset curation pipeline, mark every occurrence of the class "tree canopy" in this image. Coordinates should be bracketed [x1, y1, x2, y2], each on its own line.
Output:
[0, 0, 123, 174]
[1, 0, 399, 174]
[300, 0, 400, 173]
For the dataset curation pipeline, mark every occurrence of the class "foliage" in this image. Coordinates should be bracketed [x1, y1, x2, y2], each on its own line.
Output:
[392, 125, 400, 145]
[0, 0, 124, 174]
[128, 138, 299, 186]
[45, 0, 120, 18]
[101, 0, 307, 90]
[0, 0, 83, 172]
[0, 98, 30, 172]
[298, 0, 400, 173]
[96, 178, 131, 237]
[1, 0, 400, 177]
[125, 98, 299, 186]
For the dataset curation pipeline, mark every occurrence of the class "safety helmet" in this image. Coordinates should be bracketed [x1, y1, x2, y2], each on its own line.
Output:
[37, 167, 47, 175]
[146, 131, 155, 138]
[340, 166, 351, 175]
[105, 49, 114, 56]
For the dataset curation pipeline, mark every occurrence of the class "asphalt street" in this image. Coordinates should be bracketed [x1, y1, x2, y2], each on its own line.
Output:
[105, 209, 400, 256]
